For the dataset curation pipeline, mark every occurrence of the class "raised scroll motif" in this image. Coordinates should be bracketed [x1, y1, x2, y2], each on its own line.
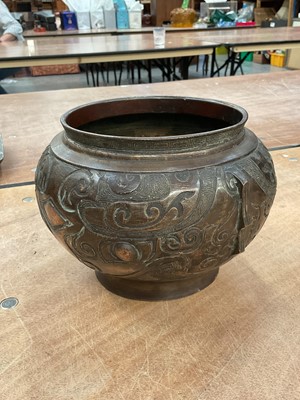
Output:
[35, 139, 276, 281]
[35, 146, 52, 194]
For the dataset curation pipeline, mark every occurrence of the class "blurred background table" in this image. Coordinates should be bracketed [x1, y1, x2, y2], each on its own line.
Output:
[1, 70, 300, 187]
[0, 33, 217, 68]
[192, 26, 300, 75]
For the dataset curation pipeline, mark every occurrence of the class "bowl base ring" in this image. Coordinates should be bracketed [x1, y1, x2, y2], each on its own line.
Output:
[95, 269, 219, 301]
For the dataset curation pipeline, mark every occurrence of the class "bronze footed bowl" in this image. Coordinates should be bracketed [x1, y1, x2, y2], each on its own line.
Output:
[35, 96, 276, 300]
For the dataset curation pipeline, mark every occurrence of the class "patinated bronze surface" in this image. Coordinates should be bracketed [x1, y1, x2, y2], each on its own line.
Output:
[35, 97, 277, 300]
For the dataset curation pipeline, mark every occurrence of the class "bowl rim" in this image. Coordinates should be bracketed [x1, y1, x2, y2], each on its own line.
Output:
[60, 96, 248, 142]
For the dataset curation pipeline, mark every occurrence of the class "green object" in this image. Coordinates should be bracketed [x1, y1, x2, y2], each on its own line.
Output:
[241, 52, 253, 61]
[181, 0, 190, 9]
[210, 9, 237, 25]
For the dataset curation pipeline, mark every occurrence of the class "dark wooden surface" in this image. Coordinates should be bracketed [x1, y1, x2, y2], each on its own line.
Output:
[1, 70, 300, 187]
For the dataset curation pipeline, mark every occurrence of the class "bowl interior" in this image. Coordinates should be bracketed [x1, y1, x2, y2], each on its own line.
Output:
[78, 113, 230, 138]
[63, 97, 246, 139]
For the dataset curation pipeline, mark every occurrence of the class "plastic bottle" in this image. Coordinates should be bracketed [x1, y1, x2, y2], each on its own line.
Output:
[114, 0, 129, 29]
[181, 0, 190, 9]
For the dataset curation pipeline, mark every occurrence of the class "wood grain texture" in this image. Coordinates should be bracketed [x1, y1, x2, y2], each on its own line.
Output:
[197, 26, 300, 47]
[22, 26, 256, 39]
[0, 33, 215, 65]
[1, 70, 300, 186]
[4, 27, 300, 67]
[0, 147, 299, 399]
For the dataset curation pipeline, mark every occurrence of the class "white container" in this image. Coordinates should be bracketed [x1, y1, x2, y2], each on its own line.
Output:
[90, 10, 105, 28]
[129, 11, 142, 29]
[104, 9, 117, 29]
[76, 11, 91, 30]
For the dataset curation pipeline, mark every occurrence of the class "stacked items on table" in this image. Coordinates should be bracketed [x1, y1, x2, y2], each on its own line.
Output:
[195, 0, 288, 28]
[34, 11, 57, 31]
[61, 0, 144, 30]
[196, 1, 255, 28]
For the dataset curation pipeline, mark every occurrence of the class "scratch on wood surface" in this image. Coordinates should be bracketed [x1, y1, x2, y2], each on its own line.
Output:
[164, 301, 170, 324]
[196, 296, 300, 400]
[262, 86, 281, 99]
[196, 309, 274, 398]
[0, 284, 33, 376]
[0, 342, 33, 377]
[129, 331, 173, 394]
[280, 78, 295, 93]
[70, 325, 111, 378]
[69, 328, 129, 399]
[196, 344, 245, 398]
[181, 332, 198, 363]
[212, 308, 240, 347]
[279, 333, 300, 386]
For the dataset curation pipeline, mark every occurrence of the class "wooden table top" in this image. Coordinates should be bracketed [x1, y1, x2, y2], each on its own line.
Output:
[3, 27, 300, 70]
[197, 26, 300, 52]
[1, 70, 300, 187]
[23, 26, 191, 38]
[0, 33, 217, 68]
[23, 26, 300, 48]
[23, 25, 257, 38]
[0, 145, 299, 399]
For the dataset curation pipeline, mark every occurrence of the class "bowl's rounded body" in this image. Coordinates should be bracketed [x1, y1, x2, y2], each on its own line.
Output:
[35, 97, 276, 300]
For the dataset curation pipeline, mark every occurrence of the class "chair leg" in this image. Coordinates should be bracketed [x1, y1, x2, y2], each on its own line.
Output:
[99, 63, 107, 85]
[106, 63, 110, 84]
[85, 67, 90, 86]
[202, 55, 209, 75]
[91, 64, 96, 86]
[138, 64, 142, 83]
[118, 63, 123, 85]
[95, 64, 100, 86]
[128, 61, 135, 83]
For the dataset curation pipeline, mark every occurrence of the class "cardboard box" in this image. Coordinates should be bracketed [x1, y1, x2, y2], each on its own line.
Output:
[254, 7, 276, 26]
[253, 51, 270, 64]
[30, 64, 80, 77]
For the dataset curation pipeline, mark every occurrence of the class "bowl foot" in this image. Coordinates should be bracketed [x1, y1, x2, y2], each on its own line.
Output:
[95, 269, 219, 301]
